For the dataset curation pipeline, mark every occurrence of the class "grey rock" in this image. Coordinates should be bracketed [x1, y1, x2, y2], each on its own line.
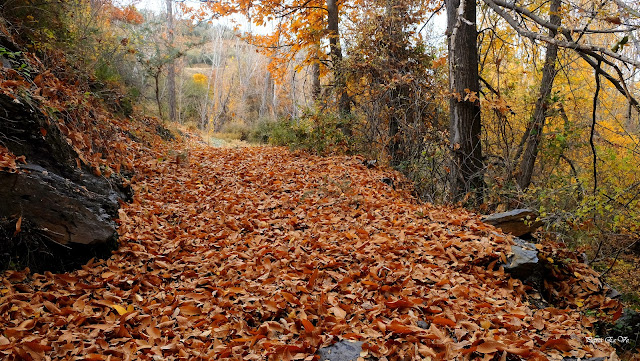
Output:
[317, 341, 363, 361]
[1, 55, 11, 68]
[417, 320, 428, 329]
[362, 159, 377, 168]
[606, 286, 621, 299]
[578, 252, 589, 263]
[482, 209, 542, 237]
[0, 165, 118, 245]
[504, 238, 540, 278]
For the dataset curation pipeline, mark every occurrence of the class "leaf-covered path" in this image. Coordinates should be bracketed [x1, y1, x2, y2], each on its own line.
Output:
[1, 144, 618, 360]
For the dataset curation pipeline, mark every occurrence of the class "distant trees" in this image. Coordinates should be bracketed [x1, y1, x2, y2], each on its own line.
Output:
[164, 0, 640, 231]
[166, 0, 177, 123]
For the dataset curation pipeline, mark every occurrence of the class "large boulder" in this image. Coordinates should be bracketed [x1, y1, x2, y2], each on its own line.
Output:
[482, 209, 543, 237]
[0, 164, 119, 245]
[0, 49, 128, 261]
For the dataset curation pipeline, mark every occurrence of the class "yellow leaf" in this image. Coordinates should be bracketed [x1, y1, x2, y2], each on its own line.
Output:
[546, 257, 554, 263]
[575, 299, 584, 307]
[480, 320, 492, 329]
[112, 304, 129, 315]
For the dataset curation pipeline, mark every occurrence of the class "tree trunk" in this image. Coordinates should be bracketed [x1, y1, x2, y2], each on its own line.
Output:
[327, 0, 351, 122]
[166, 0, 176, 123]
[386, 0, 405, 167]
[154, 72, 164, 120]
[312, 60, 321, 102]
[516, 0, 561, 190]
[446, 0, 484, 204]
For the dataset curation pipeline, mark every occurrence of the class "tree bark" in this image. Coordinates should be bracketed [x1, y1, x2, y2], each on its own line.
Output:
[312, 60, 321, 102]
[166, 0, 176, 123]
[446, 0, 484, 204]
[154, 72, 164, 120]
[516, 0, 561, 190]
[327, 0, 351, 121]
[386, 0, 406, 167]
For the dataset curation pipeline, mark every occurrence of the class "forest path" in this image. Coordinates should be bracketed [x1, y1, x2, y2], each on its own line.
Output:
[0, 145, 617, 360]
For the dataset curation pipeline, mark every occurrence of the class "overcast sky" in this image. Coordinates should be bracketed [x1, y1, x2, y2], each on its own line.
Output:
[120, 0, 445, 44]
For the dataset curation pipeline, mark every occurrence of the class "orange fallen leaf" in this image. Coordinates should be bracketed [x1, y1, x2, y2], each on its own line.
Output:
[23, 340, 52, 352]
[111, 304, 133, 315]
[387, 320, 415, 334]
[385, 299, 414, 309]
[330, 306, 346, 319]
[476, 340, 506, 353]
[180, 305, 201, 315]
[301, 318, 315, 332]
[13, 217, 21, 236]
[541, 337, 571, 351]
[432, 317, 456, 327]
[83, 355, 107, 361]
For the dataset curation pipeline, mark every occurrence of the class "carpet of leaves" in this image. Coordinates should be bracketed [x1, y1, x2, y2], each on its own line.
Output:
[0, 142, 620, 360]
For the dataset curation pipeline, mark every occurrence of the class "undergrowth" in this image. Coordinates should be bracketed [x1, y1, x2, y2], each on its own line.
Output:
[252, 109, 353, 155]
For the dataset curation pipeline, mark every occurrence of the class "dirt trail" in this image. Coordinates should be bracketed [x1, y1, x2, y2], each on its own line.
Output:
[0, 144, 618, 360]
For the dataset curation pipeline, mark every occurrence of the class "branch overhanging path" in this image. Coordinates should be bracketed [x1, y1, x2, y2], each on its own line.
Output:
[483, 0, 640, 113]
[0, 143, 621, 360]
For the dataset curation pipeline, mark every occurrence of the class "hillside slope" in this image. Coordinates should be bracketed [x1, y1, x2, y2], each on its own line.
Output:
[0, 139, 621, 360]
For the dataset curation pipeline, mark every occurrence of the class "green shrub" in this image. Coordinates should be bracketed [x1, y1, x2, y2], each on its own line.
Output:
[253, 109, 353, 155]
[217, 121, 252, 141]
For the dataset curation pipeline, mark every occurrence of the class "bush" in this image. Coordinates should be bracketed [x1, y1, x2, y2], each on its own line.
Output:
[254, 110, 353, 155]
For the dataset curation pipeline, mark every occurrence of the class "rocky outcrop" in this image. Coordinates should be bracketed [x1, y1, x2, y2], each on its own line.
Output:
[0, 50, 128, 254]
[0, 164, 120, 245]
[482, 209, 542, 237]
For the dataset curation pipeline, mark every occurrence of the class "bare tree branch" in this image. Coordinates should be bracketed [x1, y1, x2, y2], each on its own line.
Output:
[483, 0, 640, 113]
[485, 0, 640, 67]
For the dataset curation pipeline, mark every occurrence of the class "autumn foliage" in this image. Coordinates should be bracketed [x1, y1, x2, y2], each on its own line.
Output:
[1, 0, 638, 359]
[0, 140, 622, 359]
